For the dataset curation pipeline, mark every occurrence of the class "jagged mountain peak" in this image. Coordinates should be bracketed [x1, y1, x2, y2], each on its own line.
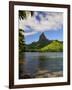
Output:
[39, 32, 48, 42]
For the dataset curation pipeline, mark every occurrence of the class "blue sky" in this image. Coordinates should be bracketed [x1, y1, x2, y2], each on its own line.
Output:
[19, 11, 63, 44]
[25, 29, 63, 44]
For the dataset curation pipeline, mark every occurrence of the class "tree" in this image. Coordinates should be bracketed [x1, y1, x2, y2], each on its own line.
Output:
[19, 11, 34, 53]
[19, 10, 33, 20]
[19, 29, 25, 53]
[19, 11, 26, 20]
[19, 11, 26, 53]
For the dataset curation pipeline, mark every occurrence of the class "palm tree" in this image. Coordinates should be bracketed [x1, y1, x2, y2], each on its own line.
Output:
[19, 11, 34, 53]
[19, 10, 33, 20]
[19, 11, 26, 53]
[19, 11, 26, 20]
[19, 29, 25, 53]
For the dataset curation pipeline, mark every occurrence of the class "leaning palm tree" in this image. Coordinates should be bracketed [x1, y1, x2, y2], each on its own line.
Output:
[19, 10, 33, 20]
[19, 11, 34, 53]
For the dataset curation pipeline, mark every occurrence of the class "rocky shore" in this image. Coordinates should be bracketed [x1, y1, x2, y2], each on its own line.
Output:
[35, 70, 63, 78]
[19, 70, 63, 79]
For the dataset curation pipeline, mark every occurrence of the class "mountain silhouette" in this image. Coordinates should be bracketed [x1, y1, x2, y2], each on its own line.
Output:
[38, 32, 49, 42]
[25, 32, 63, 52]
[25, 33, 52, 51]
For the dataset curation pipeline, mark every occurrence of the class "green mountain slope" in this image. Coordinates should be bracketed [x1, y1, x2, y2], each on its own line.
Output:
[25, 33, 63, 52]
[25, 33, 52, 51]
[40, 40, 63, 52]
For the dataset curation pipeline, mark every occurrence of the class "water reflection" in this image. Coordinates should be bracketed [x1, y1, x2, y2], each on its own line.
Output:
[19, 52, 63, 79]
[38, 56, 47, 70]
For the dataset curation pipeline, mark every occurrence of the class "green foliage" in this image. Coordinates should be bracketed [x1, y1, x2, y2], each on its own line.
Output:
[19, 11, 34, 20]
[27, 42, 47, 49]
[40, 40, 63, 52]
[25, 33, 63, 52]
[25, 40, 63, 52]
[19, 11, 34, 53]
[19, 11, 26, 20]
[19, 29, 25, 53]
[19, 11, 27, 53]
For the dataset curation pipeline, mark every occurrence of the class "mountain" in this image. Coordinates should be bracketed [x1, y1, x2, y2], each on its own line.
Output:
[38, 32, 52, 46]
[38, 32, 49, 42]
[25, 33, 51, 51]
[40, 40, 63, 52]
[25, 33, 63, 52]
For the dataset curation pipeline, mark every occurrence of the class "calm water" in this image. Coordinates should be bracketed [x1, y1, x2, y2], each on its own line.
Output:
[19, 52, 63, 78]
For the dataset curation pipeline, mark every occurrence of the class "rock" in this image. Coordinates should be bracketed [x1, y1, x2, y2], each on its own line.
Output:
[39, 32, 49, 42]
[47, 71, 63, 77]
[35, 70, 63, 78]
[19, 73, 32, 79]
[36, 70, 49, 76]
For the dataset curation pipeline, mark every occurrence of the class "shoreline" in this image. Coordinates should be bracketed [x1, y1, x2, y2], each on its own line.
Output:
[35, 70, 63, 78]
[19, 70, 63, 79]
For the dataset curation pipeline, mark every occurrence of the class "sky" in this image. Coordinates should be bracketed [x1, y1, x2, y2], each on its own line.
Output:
[19, 11, 63, 44]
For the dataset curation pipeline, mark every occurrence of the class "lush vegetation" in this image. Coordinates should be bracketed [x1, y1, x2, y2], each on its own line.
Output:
[25, 33, 63, 52]
[19, 11, 34, 53]
[40, 40, 63, 52]
[25, 40, 63, 52]
[19, 29, 25, 53]
[19, 11, 26, 53]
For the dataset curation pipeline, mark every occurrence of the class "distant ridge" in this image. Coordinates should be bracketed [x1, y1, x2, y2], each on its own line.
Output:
[25, 33, 63, 52]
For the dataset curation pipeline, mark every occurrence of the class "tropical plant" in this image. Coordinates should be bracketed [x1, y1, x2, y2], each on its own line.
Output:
[19, 11, 34, 53]
[19, 29, 25, 53]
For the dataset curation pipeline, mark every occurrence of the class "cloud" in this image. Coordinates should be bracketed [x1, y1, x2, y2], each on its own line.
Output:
[19, 11, 63, 36]
[23, 31, 37, 36]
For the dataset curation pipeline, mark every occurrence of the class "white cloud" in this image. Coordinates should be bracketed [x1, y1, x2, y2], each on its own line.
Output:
[24, 31, 37, 36]
[19, 12, 63, 36]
